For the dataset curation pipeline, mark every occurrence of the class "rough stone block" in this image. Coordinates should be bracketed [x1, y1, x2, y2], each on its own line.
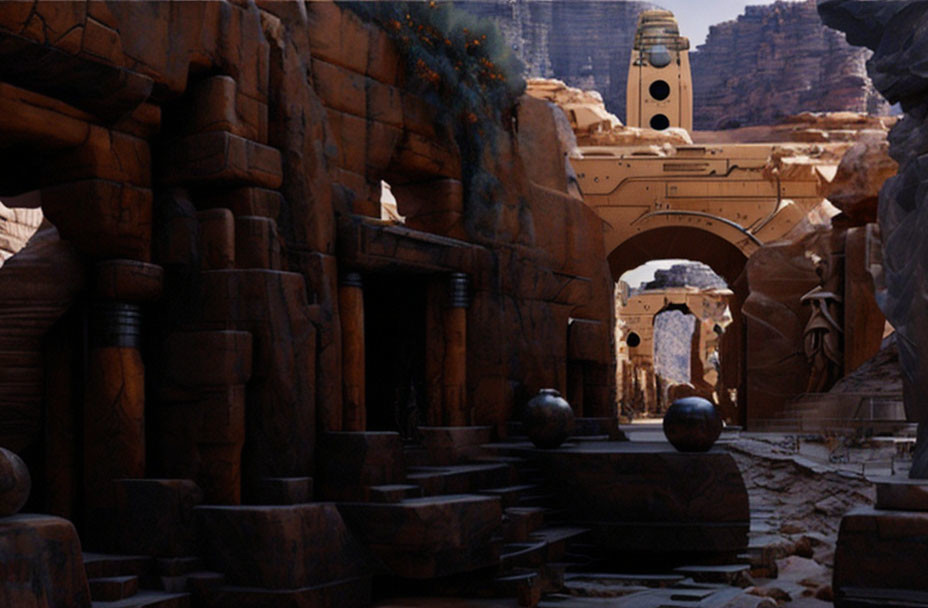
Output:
[197, 208, 236, 270]
[163, 331, 253, 387]
[200, 187, 282, 219]
[254, 477, 313, 506]
[195, 503, 371, 589]
[112, 479, 203, 557]
[418, 426, 494, 465]
[306, 2, 370, 75]
[316, 432, 407, 501]
[337, 495, 502, 579]
[42, 179, 152, 261]
[533, 443, 749, 555]
[161, 131, 282, 189]
[834, 507, 928, 604]
[235, 216, 280, 270]
[568, 319, 610, 363]
[95, 260, 164, 302]
[875, 477, 928, 511]
[0, 514, 91, 608]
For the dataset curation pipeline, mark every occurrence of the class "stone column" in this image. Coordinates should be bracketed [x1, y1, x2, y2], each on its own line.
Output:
[444, 273, 469, 426]
[83, 300, 145, 544]
[339, 272, 366, 431]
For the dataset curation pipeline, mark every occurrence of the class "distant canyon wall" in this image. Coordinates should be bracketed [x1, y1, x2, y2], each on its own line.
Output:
[691, 0, 891, 130]
[461, 0, 890, 130]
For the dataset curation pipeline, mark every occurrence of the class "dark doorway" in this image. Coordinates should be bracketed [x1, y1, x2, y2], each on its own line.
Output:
[364, 274, 428, 439]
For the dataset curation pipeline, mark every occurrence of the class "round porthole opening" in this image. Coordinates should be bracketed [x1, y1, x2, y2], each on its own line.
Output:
[649, 79, 670, 101]
[650, 114, 670, 130]
[626, 332, 641, 348]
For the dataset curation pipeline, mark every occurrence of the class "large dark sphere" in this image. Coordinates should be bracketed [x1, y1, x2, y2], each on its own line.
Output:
[523, 389, 575, 449]
[663, 397, 722, 452]
[0, 447, 30, 516]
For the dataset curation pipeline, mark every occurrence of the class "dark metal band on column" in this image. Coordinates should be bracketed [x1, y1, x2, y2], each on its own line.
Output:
[340, 271, 363, 289]
[92, 301, 142, 348]
[449, 272, 469, 308]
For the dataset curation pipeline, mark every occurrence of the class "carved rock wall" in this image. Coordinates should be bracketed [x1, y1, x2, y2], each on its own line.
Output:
[819, 0, 928, 478]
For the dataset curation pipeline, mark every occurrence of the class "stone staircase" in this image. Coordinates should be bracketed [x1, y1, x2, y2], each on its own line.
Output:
[318, 425, 601, 605]
[752, 391, 910, 436]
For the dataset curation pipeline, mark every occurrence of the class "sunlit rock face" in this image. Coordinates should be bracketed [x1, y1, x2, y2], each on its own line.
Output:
[819, 0, 928, 477]
[691, 0, 891, 130]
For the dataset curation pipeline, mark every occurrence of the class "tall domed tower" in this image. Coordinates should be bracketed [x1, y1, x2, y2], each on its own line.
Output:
[626, 10, 693, 133]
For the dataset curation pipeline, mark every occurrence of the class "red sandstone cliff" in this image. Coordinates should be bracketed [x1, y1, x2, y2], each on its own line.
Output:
[691, 0, 892, 130]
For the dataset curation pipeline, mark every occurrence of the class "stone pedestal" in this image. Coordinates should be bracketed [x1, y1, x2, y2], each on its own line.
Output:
[834, 477, 928, 607]
[0, 514, 91, 607]
[339, 272, 365, 432]
[530, 441, 749, 560]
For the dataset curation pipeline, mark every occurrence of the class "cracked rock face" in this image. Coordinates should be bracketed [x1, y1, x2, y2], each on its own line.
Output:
[692, 0, 891, 130]
[819, 0, 928, 476]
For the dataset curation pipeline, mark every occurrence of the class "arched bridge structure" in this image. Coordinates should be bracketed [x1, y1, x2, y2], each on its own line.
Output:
[572, 143, 834, 425]
[572, 142, 830, 283]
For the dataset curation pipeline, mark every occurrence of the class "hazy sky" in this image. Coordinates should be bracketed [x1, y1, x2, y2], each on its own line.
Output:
[655, 0, 806, 46]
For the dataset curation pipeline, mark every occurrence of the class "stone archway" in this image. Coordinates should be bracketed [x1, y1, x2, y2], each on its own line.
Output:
[610, 226, 748, 425]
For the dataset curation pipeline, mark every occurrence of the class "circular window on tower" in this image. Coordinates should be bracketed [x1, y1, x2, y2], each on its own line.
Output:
[626, 332, 641, 348]
[649, 80, 671, 101]
[650, 114, 670, 130]
[648, 44, 672, 68]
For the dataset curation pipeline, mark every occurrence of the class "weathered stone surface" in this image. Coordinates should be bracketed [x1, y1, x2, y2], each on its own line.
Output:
[196, 503, 371, 589]
[834, 507, 928, 603]
[825, 132, 897, 224]
[0, 514, 91, 608]
[163, 331, 253, 388]
[692, 0, 891, 130]
[111, 479, 203, 557]
[316, 432, 407, 501]
[534, 442, 749, 555]
[337, 495, 502, 579]
[0, 447, 29, 517]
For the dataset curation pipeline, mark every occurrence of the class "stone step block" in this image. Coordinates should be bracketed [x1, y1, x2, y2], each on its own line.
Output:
[155, 557, 203, 578]
[317, 432, 407, 501]
[83, 553, 152, 580]
[367, 484, 423, 503]
[418, 425, 494, 465]
[201, 575, 371, 608]
[501, 541, 548, 570]
[160, 131, 282, 189]
[198, 187, 282, 219]
[503, 507, 547, 543]
[196, 208, 235, 270]
[337, 494, 502, 579]
[195, 503, 370, 589]
[89, 576, 138, 602]
[479, 485, 541, 509]
[406, 463, 515, 496]
[110, 479, 203, 558]
[254, 477, 313, 506]
[528, 527, 591, 564]
[872, 476, 928, 511]
[90, 590, 190, 608]
[673, 563, 752, 585]
[235, 216, 280, 270]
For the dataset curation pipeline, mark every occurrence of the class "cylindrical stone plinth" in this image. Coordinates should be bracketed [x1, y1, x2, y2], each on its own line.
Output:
[443, 273, 469, 426]
[339, 272, 365, 431]
[84, 302, 145, 542]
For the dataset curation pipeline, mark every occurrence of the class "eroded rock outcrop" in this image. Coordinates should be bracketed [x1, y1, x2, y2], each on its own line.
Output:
[692, 0, 891, 130]
[820, 0, 928, 478]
